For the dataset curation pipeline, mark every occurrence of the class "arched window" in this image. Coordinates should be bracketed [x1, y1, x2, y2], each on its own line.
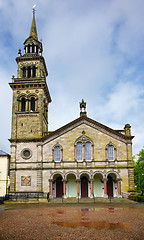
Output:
[33, 66, 36, 77]
[108, 145, 114, 161]
[28, 66, 31, 78]
[31, 97, 35, 111]
[75, 132, 94, 162]
[21, 98, 26, 112]
[23, 67, 26, 77]
[85, 142, 91, 161]
[76, 143, 83, 162]
[54, 146, 61, 162]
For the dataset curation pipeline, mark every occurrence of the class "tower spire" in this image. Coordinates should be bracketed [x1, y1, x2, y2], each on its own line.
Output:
[29, 5, 38, 40]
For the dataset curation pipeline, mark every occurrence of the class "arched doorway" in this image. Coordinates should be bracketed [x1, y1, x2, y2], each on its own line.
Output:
[67, 174, 77, 198]
[56, 176, 63, 197]
[81, 176, 88, 198]
[107, 176, 113, 197]
[93, 174, 103, 197]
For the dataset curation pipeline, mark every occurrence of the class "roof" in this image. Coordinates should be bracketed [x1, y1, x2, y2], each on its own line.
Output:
[0, 150, 10, 156]
[43, 115, 134, 144]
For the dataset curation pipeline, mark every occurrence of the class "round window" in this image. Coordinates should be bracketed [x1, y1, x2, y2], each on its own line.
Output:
[21, 148, 32, 159]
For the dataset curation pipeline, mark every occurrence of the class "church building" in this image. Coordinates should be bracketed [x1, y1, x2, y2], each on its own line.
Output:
[9, 11, 135, 200]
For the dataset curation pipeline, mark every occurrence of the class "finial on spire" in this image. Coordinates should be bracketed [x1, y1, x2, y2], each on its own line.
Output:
[80, 99, 87, 116]
[29, 5, 38, 40]
[33, 4, 36, 16]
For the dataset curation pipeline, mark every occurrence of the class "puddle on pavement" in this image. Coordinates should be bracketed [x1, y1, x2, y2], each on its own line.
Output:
[50, 207, 130, 229]
[51, 220, 129, 229]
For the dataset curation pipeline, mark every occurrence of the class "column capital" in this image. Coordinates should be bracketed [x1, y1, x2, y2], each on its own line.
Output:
[103, 178, 108, 182]
[62, 179, 67, 183]
[76, 179, 81, 182]
[117, 178, 122, 182]
[90, 178, 94, 182]
[49, 179, 53, 183]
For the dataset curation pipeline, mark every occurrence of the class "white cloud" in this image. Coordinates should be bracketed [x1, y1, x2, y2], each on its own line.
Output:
[0, 0, 144, 156]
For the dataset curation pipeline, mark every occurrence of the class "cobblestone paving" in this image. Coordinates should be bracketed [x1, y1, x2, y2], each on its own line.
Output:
[0, 202, 144, 240]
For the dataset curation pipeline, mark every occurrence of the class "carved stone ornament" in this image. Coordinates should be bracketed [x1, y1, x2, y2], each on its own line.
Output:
[75, 133, 93, 145]
[21, 176, 31, 186]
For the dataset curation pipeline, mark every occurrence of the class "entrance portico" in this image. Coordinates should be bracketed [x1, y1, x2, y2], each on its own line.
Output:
[49, 170, 122, 199]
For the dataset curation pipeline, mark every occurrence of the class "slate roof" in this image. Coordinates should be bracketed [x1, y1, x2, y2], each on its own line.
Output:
[0, 150, 10, 156]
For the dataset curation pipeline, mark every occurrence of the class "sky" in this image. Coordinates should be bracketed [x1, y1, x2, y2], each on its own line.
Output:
[0, 0, 144, 157]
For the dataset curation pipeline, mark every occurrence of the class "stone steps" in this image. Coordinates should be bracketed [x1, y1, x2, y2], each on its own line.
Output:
[48, 197, 126, 204]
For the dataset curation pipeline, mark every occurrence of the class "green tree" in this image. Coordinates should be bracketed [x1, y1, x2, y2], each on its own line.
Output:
[134, 147, 144, 192]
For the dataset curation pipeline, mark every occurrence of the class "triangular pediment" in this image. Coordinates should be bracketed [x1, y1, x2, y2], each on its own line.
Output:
[43, 115, 134, 144]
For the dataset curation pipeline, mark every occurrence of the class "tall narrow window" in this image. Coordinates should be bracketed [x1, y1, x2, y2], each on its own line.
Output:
[23, 67, 26, 77]
[28, 66, 31, 78]
[21, 98, 26, 112]
[76, 143, 83, 162]
[32, 44, 35, 53]
[33, 66, 36, 77]
[85, 142, 91, 161]
[31, 97, 35, 111]
[108, 145, 114, 161]
[54, 146, 61, 162]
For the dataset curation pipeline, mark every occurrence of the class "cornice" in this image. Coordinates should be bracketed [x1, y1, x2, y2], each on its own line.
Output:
[16, 55, 48, 76]
[9, 81, 52, 103]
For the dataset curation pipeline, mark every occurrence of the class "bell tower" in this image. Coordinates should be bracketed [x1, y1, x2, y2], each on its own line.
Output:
[9, 9, 51, 141]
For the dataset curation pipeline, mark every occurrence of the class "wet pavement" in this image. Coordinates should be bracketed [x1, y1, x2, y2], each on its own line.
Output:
[0, 201, 144, 239]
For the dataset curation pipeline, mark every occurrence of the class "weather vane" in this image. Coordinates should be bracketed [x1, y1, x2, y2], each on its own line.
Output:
[33, 4, 36, 15]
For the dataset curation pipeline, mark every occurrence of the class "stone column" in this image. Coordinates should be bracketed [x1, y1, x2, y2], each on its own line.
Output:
[10, 144, 16, 193]
[63, 180, 67, 198]
[37, 170, 42, 192]
[103, 178, 108, 198]
[90, 179, 94, 198]
[26, 68, 28, 78]
[25, 46, 28, 53]
[26, 99, 29, 112]
[117, 179, 122, 198]
[31, 67, 33, 77]
[49, 180, 53, 199]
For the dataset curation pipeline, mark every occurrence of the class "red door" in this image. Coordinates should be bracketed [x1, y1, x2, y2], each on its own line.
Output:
[56, 176, 63, 197]
[81, 176, 88, 198]
[107, 176, 113, 197]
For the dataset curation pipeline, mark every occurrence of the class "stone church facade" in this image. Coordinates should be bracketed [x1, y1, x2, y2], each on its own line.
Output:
[9, 12, 135, 199]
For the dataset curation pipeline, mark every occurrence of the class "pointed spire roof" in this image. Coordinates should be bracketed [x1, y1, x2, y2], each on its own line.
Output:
[29, 9, 38, 40]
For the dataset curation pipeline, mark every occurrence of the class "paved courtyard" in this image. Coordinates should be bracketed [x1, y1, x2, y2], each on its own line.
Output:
[0, 200, 144, 240]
